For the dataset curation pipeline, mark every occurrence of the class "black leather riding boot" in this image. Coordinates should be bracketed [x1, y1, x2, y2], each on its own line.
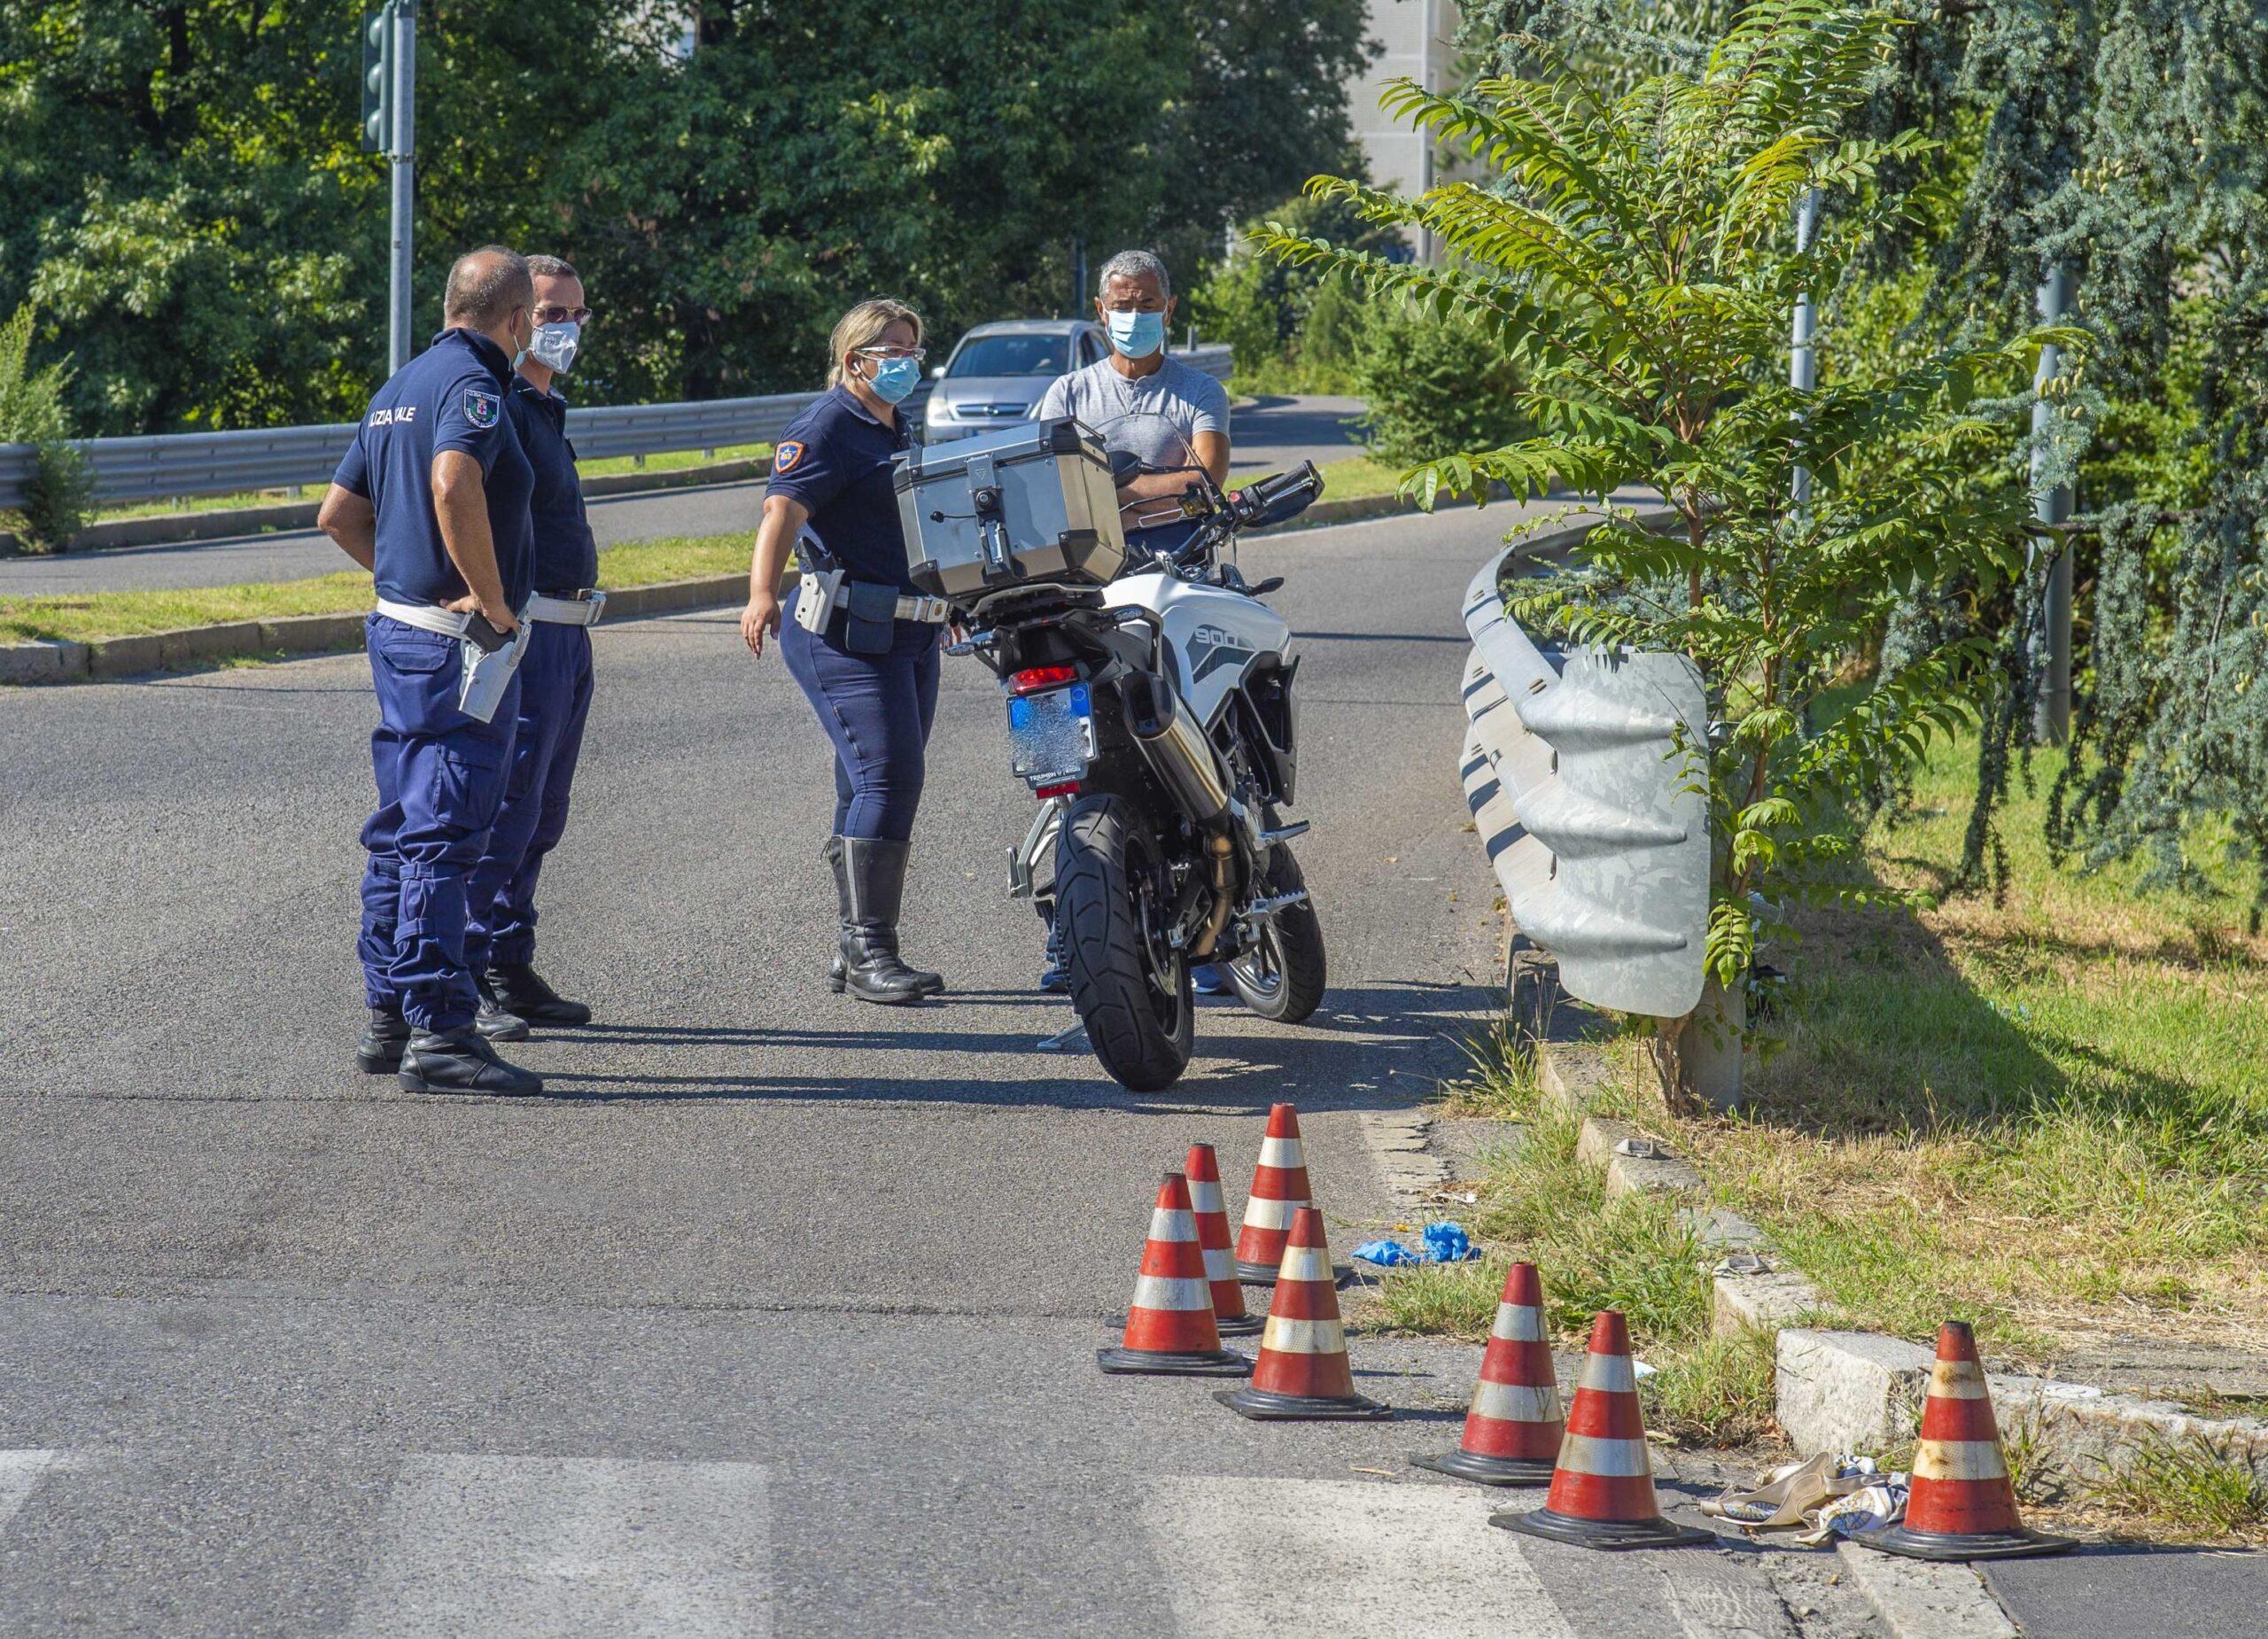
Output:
[357, 1006, 411, 1073]
[397, 1025, 546, 1096]
[830, 835, 943, 1004]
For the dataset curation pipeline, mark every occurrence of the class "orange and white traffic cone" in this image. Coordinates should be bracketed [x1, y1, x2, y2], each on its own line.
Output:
[1097, 1172, 1252, 1379]
[1216, 1207, 1390, 1420]
[1188, 1143, 1264, 1337]
[1411, 1262, 1562, 1486]
[1233, 1102, 1313, 1283]
[1853, 1321, 2073, 1561]
[1492, 1310, 1711, 1549]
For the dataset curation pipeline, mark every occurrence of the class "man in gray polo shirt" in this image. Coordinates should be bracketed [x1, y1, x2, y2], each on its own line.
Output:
[1036, 248, 1231, 557]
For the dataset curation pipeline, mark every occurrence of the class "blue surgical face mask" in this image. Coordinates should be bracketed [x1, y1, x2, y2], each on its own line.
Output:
[526, 321, 580, 375]
[863, 353, 921, 403]
[1107, 308, 1167, 359]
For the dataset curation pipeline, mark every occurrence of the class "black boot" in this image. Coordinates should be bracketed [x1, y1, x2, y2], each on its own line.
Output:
[474, 975, 531, 1042]
[485, 961, 592, 1026]
[398, 1025, 546, 1096]
[357, 1006, 410, 1073]
[830, 835, 943, 1004]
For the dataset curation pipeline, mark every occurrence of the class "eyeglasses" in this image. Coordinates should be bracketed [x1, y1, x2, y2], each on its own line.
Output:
[857, 344, 927, 362]
[534, 306, 592, 325]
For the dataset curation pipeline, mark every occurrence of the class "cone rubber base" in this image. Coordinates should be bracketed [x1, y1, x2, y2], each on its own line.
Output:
[1852, 1522, 2076, 1563]
[1097, 1346, 1251, 1379]
[1235, 1259, 1281, 1284]
[1491, 1505, 1713, 1551]
[1214, 1385, 1392, 1422]
[1105, 1311, 1265, 1338]
[1410, 1449, 1556, 1488]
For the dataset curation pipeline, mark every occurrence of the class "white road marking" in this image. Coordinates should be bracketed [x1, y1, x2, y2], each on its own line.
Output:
[1150, 1477, 1579, 1639]
[0, 1449, 66, 1532]
[344, 1456, 770, 1638]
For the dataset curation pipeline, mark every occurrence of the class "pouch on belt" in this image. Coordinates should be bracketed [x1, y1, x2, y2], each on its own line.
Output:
[839, 580, 900, 655]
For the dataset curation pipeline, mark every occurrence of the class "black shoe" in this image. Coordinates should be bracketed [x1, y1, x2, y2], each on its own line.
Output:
[397, 1026, 545, 1096]
[476, 992, 531, 1041]
[357, 1006, 410, 1073]
[484, 961, 592, 1026]
[829, 835, 944, 1004]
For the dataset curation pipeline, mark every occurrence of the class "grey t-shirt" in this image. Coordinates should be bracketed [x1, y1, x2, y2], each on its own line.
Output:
[1034, 355, 1231, 471]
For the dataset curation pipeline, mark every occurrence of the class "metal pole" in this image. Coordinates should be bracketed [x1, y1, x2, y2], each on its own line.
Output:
[387, 2, 417, 375]
[1790, 189, 1820, 509]
[2031, 264, 2073, 743]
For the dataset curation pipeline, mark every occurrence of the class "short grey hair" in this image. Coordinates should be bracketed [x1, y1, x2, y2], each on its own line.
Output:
[1098, 249, 1171, 301]
[526, 254, 580, 283]
[443, 245, 533, 330]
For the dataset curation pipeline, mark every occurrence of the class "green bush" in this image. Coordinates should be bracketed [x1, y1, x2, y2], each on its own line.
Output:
[0, 304, 91, 551]
[1346, 296, 1526, 465]
[1192, 187, 1401, 392]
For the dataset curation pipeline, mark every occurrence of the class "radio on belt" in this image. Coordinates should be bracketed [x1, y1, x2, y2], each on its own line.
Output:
[892, 417, 1127, 602]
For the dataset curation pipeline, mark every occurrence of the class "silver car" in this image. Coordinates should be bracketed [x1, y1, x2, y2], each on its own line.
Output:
[923, 318, 1107, 443]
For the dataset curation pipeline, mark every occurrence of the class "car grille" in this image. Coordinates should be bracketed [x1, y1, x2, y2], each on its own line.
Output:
[957, 402, 1031, 419]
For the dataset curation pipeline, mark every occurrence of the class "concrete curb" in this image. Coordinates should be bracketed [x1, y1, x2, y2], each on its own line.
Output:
[1833, 1541, 2018, 1639]
[1, 572, 756, 685]
[1534, 1031, 2268, 1500]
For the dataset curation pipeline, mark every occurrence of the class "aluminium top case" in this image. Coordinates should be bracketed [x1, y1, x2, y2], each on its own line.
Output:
[892, 417, 1127, 602]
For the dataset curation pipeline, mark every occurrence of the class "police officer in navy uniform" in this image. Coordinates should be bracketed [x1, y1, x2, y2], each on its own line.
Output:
[739, 299, 947, 1004]
[316, 245, 545, 1095]
[462, 254, 601, 1039]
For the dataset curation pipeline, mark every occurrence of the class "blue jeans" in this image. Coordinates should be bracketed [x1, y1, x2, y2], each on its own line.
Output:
[465, 619, 594, 975]
[779, 586, 940, 842]
[359, 615, 520, 1032]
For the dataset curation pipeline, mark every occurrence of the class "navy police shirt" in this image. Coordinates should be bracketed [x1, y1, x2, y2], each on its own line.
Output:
[509, 377, 599, 594]
[765, 385, 917, 594]
[333, 328, 536, 612]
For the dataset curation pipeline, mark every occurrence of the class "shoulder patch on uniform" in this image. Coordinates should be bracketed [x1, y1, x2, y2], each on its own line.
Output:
[774, 439, 805, 473]
[462, 388, 501, 429]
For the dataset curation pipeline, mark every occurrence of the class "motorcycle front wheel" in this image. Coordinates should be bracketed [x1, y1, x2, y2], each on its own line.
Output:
[1054, 794, 1193, 1092]
[1224, 845, 1328, 1023]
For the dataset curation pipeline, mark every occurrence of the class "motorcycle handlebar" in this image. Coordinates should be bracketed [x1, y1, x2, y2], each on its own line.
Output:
[1231, 462, 1324, 525]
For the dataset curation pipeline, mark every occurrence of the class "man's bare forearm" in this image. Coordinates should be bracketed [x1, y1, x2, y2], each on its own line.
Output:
[318, 485, 377, 571]
[431, 454, 512, 624]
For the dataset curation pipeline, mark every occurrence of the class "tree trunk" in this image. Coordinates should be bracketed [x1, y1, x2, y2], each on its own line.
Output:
[1649, 975, 1745, 1115]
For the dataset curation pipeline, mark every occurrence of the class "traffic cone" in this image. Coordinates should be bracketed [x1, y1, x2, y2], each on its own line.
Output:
[1188, 1143, 1264, 1337]
[1097, 1173, 1252, 1378]
[1233, 1103, 1313, 1282]
[1411, 1262, 1562, 1486]
[1492, 1310, 1712, 1550]
[1216, 1207, 1390, 1420]
[1852, 1322, 2073, 1561]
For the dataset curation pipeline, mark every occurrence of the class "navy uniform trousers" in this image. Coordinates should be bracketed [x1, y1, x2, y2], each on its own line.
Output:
[779, 585, 940, 842]
[465, 619, 595, 975]
[358, 614, 521, 1032]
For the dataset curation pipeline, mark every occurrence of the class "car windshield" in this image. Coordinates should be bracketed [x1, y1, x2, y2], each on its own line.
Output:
[947, 333, 1072, 379]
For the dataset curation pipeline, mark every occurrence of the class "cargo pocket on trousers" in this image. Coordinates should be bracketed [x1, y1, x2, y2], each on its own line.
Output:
[429, 733, 510, 834]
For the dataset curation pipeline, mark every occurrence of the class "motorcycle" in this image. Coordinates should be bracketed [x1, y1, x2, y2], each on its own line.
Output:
[945, 453, 1330, 1091]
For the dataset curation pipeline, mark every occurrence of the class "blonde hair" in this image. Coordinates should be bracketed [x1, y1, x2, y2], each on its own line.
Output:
[828, 298, 924, 386]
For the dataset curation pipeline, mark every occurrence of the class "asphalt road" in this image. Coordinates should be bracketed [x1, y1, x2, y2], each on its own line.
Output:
[0, 393, 1365, 598]
[0, 500, 2199, 1635]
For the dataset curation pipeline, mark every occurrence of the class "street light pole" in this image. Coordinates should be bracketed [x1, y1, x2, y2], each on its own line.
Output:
[2031, 265, 2073, 743]
[387, 2, 417, 375]
[1790, 188, 1821, 509]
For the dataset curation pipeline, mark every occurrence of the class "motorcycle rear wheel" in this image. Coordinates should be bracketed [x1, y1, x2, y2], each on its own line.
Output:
[1055, 794, 1193, 1092]
[1225, 846, 1327, 1023]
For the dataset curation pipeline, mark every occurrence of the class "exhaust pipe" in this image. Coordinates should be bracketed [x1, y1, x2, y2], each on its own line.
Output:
[1121, 671, 1232, 827]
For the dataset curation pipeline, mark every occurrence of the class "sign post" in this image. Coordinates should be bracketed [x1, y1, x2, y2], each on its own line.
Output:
[360, 4, 417, 374]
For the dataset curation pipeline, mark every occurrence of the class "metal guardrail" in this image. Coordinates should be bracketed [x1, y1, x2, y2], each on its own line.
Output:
[0, 346, 1234, 511]
[1459, 525, 1710, 1021]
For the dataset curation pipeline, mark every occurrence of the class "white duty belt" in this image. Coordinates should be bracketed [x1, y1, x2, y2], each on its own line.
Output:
[896, 593, 951, 624]
[526, 589, 606, 626]
[373, 598, 474, 638]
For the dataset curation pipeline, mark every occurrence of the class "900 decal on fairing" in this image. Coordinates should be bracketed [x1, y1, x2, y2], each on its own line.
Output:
[913, 427, 1327, 1092]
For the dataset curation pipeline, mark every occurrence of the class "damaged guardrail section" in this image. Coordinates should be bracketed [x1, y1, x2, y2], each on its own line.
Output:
[1460, 526, 1710, 1024]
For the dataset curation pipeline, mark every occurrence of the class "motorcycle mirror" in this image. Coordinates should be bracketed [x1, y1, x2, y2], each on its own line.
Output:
[1248, 576, 1285, 597]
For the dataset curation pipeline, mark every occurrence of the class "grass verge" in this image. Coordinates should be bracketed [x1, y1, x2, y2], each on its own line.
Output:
[1362, 1029, 1781, 1447]
[86, 444, 777, 524]
[0, 531, 754, 644]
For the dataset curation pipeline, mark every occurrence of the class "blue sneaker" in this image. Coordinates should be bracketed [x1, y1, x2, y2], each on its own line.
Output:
[1191, 962, 1230, 996]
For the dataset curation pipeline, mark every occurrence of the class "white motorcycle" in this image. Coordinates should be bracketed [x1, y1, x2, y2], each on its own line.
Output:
[945, 452, 1330, 1091]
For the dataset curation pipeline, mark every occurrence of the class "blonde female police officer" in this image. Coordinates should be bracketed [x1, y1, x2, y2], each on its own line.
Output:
[740, 299, 947, 1004]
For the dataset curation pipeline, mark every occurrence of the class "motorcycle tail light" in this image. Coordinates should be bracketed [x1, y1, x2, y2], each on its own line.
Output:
[1033, 781, 1081, 800]
[1010, 664, 1079, 695]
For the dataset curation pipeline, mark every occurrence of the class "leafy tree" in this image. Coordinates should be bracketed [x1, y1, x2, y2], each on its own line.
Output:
[0, 299, 89, 548]
[1344, 296, 1525, 464]
[1254, 2, 2072, 1094]
[0, 1, 1371, 432]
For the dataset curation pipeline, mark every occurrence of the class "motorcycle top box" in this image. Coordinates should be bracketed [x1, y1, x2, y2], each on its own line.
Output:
[892, 416, 1127, 601]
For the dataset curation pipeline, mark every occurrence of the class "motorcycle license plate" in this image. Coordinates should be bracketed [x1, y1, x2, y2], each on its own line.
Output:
[1007, 684, 1095, 783]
